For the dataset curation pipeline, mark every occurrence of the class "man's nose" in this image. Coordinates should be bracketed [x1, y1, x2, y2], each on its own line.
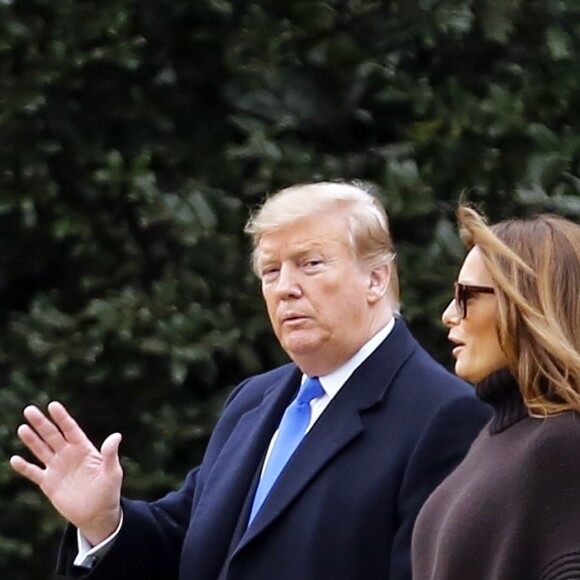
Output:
[275, 264, 302, 298]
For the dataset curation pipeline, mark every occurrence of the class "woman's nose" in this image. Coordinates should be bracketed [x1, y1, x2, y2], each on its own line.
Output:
[441, 299, 459, 327]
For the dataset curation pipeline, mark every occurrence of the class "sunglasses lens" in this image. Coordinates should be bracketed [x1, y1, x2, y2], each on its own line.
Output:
[454, 284, 468, 319]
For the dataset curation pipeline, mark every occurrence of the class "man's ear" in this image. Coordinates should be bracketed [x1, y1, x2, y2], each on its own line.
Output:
[367, 265, 390, 304]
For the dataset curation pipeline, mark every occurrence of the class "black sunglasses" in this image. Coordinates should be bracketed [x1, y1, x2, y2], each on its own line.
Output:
[453, 282, 495, 319]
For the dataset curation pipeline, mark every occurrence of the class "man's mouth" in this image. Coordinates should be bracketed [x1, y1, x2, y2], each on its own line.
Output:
[281, 313, 308, 325]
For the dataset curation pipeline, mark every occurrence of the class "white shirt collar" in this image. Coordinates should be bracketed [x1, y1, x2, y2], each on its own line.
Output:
[306, 316, 396, 399]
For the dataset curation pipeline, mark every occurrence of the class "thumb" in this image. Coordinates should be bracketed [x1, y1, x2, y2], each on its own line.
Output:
[100, 433, 122, 471]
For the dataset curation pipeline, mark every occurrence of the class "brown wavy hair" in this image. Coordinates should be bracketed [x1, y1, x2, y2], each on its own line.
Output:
[457, 205, 580, 415]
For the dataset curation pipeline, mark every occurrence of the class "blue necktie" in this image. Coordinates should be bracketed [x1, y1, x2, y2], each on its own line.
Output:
[248, 376, 324, 524]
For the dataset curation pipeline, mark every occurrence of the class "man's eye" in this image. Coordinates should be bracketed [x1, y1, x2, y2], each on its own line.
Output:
[262, 267, 279, 279]
[304, 259, 322, 267]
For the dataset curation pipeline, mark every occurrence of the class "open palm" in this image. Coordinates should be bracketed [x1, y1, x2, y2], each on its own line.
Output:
[10, 401, 123, 545]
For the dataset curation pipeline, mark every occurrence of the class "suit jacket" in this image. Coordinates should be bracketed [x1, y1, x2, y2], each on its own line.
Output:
[57, 318, 490, 580]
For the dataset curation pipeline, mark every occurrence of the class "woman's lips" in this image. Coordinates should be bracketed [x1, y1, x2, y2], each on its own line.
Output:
[452, 345, 464, 358]
[448, 336, 465, 357]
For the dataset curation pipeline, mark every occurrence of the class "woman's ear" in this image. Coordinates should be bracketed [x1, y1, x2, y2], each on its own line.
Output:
[367, 265, 390, 304]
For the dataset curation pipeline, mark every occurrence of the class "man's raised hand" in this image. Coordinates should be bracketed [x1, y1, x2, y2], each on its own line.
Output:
[10, 401, 124, 546]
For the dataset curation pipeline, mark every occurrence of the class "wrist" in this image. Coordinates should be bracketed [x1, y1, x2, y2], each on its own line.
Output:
[80, 507, 122, 546]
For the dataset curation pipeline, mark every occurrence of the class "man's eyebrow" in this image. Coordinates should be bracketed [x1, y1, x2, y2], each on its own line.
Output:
[293, 245, 325, 257]
[260, 243, 325, 262]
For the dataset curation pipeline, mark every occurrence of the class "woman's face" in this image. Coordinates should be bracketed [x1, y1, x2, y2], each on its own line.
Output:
[442, 247, 508, 383]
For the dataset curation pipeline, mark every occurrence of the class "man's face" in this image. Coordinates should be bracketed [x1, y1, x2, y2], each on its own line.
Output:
[257, 208, 383, 376]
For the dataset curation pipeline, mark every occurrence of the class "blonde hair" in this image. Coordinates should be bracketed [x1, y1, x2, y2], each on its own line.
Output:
[245, 181, 400, 310]
[457, 204, 580, 415]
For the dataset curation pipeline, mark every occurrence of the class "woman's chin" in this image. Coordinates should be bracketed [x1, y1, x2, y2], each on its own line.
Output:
[454, 362, 481, 384]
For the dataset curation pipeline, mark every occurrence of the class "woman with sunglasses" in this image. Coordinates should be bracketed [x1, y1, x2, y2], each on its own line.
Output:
[412, 205, 580, 579]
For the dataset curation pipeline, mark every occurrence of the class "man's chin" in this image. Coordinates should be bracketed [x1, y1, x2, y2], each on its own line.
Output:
[285, 343, 319, 358]
[280, 330, 321, 353]
[283, 340, 324, 365]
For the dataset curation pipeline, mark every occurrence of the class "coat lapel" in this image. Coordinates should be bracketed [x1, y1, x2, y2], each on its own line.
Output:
[203, 368, 300, 493]
[186, 366, 302, 561]
[236, 399, 364, 550]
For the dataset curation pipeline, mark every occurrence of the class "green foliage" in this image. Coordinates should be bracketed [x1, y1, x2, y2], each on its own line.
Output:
[0, 0, 579, 577]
